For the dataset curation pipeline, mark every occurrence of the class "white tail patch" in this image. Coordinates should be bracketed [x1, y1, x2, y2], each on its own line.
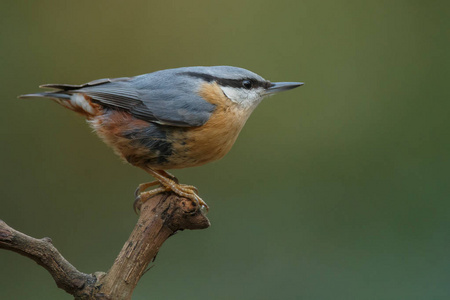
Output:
[69, 93, 96, 115]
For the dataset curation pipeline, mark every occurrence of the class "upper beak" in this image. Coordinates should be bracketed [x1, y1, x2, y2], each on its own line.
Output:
[266, 82, 304, 95]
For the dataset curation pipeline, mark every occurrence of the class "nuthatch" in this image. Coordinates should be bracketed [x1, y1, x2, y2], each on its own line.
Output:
[19, 66, 303, 211]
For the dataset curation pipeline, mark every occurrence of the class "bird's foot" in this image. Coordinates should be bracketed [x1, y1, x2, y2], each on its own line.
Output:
[134, 176, 208, 214]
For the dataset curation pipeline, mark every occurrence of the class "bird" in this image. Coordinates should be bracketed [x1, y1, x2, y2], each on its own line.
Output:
[19, 66, 303, 211]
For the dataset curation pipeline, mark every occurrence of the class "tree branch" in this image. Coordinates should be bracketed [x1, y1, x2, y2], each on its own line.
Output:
[0, 219, 97, 297]
[0, 193, 210, 299]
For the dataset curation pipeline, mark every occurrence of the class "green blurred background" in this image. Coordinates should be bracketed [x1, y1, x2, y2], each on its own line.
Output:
[1, 1, 449, 299]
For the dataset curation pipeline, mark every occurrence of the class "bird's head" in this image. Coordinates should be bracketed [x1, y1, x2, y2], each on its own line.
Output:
[171, 66, 303, 110]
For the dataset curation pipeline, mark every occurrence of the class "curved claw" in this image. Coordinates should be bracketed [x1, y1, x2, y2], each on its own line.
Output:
[133, 196, 141, 214]
[134, 187, 140, 200]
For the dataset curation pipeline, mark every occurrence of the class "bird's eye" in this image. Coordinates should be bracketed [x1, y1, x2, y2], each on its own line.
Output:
[242, 80, 252, 89]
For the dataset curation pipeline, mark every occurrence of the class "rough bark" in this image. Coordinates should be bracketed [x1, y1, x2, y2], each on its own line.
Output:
[0, 193, 210, 299]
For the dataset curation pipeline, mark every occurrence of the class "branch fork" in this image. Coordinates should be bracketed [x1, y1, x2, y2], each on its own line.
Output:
[0, 193, 210, 300]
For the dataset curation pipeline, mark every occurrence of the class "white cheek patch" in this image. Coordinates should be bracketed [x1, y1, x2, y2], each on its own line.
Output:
[70, 93, 96, 115]
[220, 86, 242, 103]
[220, 86, 264, 109]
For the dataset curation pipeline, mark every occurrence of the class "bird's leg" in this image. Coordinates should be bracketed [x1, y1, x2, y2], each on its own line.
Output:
[156, 170, 198, 193]
[157, 170, 179, 184]
[137, 167, 208, 211]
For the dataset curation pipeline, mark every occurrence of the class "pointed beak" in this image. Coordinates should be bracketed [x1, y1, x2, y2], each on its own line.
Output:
[266, 82, 304, 95]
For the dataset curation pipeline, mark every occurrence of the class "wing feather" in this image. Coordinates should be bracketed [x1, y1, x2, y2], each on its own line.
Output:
[44, 73, 216, 127]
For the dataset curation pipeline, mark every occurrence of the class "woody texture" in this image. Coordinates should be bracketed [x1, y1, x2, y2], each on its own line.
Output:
[0, 193, 210, 299]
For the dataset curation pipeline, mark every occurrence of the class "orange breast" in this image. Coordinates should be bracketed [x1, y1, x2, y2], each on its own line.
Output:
[168, 82, 252, 169]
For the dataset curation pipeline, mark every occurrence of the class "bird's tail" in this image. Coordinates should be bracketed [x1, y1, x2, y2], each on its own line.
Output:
[18, 92, 71, 100]
[18, 90, 100, 117]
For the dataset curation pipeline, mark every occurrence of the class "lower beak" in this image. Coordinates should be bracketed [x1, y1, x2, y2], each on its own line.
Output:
[266, 82, 304, 95]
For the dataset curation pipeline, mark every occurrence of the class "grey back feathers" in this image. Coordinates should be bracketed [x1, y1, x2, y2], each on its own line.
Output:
[20, 66, 270, 127]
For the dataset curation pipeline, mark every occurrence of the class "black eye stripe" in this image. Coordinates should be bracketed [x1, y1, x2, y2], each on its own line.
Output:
[181, 72, 271, 89]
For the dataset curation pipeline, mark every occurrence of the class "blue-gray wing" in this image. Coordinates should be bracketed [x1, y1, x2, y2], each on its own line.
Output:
[43, 74, 216, 127]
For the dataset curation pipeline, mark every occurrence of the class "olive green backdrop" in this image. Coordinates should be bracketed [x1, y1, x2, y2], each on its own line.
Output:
[1, 1, 449, 299]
